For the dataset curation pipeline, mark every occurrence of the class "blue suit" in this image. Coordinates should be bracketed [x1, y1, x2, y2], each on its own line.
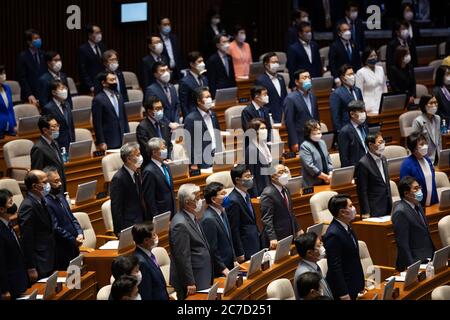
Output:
[0, 84, 16, 135]
[78, 42, 106, 93]
[161, 33, 183, 80]
[328, 39, 362, 79]
[338, 122, 368, 168]
[134, 247, 169, 300]
[37, 71, 73, 107]
[329, 86, 363, 132]
[42, 99, 75, 151]
[284, 90, 319, 149]
[95, 69, 129, 103]
[206, 52, 236, 98]
[16, 49, 47, 102]
[144, 82, 180, 123]
[178, 72, 209, 117]
[140, 54, 169, 90]
[255, 73, 288, 123]
[45, 193, 83, 269]
[287, 40, 322, 88]
[92, 90, 130, 149]
[400, 155, 439, 207]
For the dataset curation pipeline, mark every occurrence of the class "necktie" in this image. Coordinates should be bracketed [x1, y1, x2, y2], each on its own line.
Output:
[110, 93, 119, 117]
[194, 218, 207, 243]
[414, 205, 427, 226]
[245, 194, 255, 220]
[50, 141, 62, 161]
[258, 109, 264, 119]
[164, 86, 172, 105]
[345, 42, 352, 61]
[154, 121, 162, 138]
[157, 55, 162, 62]
[281, 188, 290, 210]
[162, 164, 171, 187]
[34, 52, 40, 66]
[347, 227, 357, 247]
[61, 103, 70, 125]
[150, 253, 159, 267]
[350, 88, 358, 100]
[358, 125, 367, 150]
[223, 56, 229, 76]
[8, 222, 19, 245]
[95, 45, 101, 58]
[220, 213, 230, 237]
[198, 75, 203, 86]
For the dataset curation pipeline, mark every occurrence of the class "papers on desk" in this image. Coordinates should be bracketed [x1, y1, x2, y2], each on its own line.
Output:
[197, 287, 224, 294]
[106, 149, 121, 154]
[36, 295, 44, 300]
[200, 168, 214, 174]
[363, 216, 391, 223]
[220, 131, 231, 137]
[99, 240, 119, 250]
[386, 272, 407, 282]
[37, 277, 67, 283]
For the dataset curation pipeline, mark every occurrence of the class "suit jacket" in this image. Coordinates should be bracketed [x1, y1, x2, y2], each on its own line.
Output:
[355, 153, 392, 217]
[388, 64, 416, 98]
[412, 113, 442, 164]
[328, 39, 362, 79]
[140, 54, 169, 90]
[0, 84, 17, 135]
[179, 72, 209, 117]
[92, 90, 130, 149]
[285, 25, 299, 49]
[307, 0, 344, 32]
[386, 37, 418, 74]
[16, 49, 47, 101]
[37, 71, 73, 107]
[323, 219, 365, 300]
[136, 117, 173, 166]
[392, 200, 435, 271]
[142, 160, 176, 219]
[200, 24, 227, 60]
[284, 90, 320, 148]
[95, 69, 129, 103]
[18, 194, 56, 279]
[245, 142, 272, 197]
[200, 207, 236, 276]
[0, 221, 28, 298]
[255, 73, 288, 123]
[330, 86, 363, 132]
[338, 122, 368, 167]
[294, 259, 333, 299]
[161, 33, 183, 80]
[226, 188, 262, 260]
[144, 82, 180, 123]
[336, 18, 365, 52]
[42, 99, 76, 151]
[400, 155, 439, 207]
[300, 140, 333, 187]
[169, 211, 214, 299]
[206, 52, 237, 98]
[241, 103, 272, 134]
[45, 193, 83, 269]
[31, 137, 67, 191]
[184, 108, 222, 169]
[110, 166, 148, 235]
[134, 247, 169, 300]
[435, 85, 450, 123]
[287, 40, 323, 88]
[78, 42, 106, 92]
[260, 184, 299, 246]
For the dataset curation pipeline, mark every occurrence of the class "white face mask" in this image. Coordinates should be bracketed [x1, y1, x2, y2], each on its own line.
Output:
[160, 71, 171, 84]
[318, 245, 326, 260]
[259, 129, 268, 142]
[0, 74, 6, 83]
[203, 97, 214, 110]
[261, 95, 269, 105]
[403, 54, 412, 65]
[134, 271, 142, 286]
[278, 173, 289, 186]
[341, 30, 352, 41]
[160, 148, 168, 160]
[427, 106, 437, 115]
[94, 33, 102, 43]
[220, 42, 230, 54]
[344, 206, 356, 221]
[52, 61, 62, 73]
[269, 63, 279, 74]
[375, 143, 385, 156]
[196, 62, 206, 73]
[310, 133, 322, 142]
[445, 76, 450, 86]
[404, 11, 414, 21]
[304, 32, 313, 42]
[134, 155, 144, 168]
[237, 33, 246, 43]
[194, 200, 203, 214]
[345, 74, 356, 87]
[108, 62, 119, 72]
[418, 144, 428, 156]
[133, 293, 142, 301]
[400, 29, 410, 40]
[153, 43, 164, 55]
[358, 112, 367, 123]
[349, 11, 358, 20]
[56, 89, 68, 101]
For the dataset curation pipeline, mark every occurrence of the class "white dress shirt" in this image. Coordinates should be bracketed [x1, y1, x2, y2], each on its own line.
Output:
[103, 88, 119, 117]
[369, 151, 386, 183]
[300, 39, 312, 63]
[123, 164, 136, 184]
[355, 65, 388, 114]
[351, 120, 367, 152]
[266, 71, 282, 96]
[418, 158, 433, 206]
[197, 107, 217, 150]
[151, 158, 165, 176]
[161, 33, 175, 68]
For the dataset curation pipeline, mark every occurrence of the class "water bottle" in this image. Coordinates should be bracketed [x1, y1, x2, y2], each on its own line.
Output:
[441, 120, 447, 135]
[65, 192, 71, 206]
[425, 259, 435, 279]
[269, 113, 275, 127]
[61, 147, 68, 163]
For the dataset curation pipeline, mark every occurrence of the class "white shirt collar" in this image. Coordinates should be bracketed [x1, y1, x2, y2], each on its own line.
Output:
[218, 50, 227, 59]
[234, 187, 248, 201]
[197, 107, 210, 118]
[53, 98, 64, 108]
[152, 158, 162, 168]
[351, 120, 360, 129]
[184, 210, 196, 223]
[88, 40, 97, 49]
[137, 245, 153, 259]
[302, 258, 319, 270]
[41, 135, 53, 146]
[123, 164, 136, 179]
[404, 199, 416, 210]
[300, 39, 310, 46]
[252, 101, 261, 111]
[266, 71, 277, 80]
[103, 88, 116, 96]
[48, 69, 60, 79]
[0, 217, 9, 227]
[335, 218, 349, 231]
[369, 151, 381, 161]
[209, 205, 223, 216]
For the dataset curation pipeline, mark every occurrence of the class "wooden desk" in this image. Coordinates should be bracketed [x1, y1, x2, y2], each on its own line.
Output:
[71, 197, 110, 235]
[352, 205, 449, 268]
[173, 172, 212, 194]
[236, 78, 255, 102]
[313, 88, 333, 131]
[368, 110, 404, 146]
[25, 271, 97, 300]
[65, 156, 104, 197]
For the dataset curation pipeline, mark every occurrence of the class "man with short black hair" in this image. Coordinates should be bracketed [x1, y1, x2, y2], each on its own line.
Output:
[111, 275, 140, 300]
[295, 272, 323, 300]
[140, 34, 169, 89]
[241, 86, 272, 134]
[157, 17, 182, 80]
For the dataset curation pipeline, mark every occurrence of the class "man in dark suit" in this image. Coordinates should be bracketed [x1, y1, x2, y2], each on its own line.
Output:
[110, 143, 149, 235]
[179, 51, 209, 117]
[16, 29, 47, 105]
[31, 115, 67, 192]
[337, 2, 365, 53]
[184, 87, 222, 169]
[140, 34, 169, 89]
[132, 223, 169, 300]
[330, 64, 363, 132]
[284, 69, 320, 152]
[286, 9, 310, 49]
[144, 62, 180, 125]
[260, 164, 302, 249]
[0, 189, 28, 300]
[386, 20, 418, 78]
[328, 22, 362, 81]
[255, 53, 288, 123]
[206, 33, 236, 98]
[142, 138, 176, 219]
[44, 167, 84, 269]
[92, 71, 130, 151]
[306, 0, 344, 31]
[323, 194, 365, 300]
[19, 170, 57, 281]
[201, 182, 237, 277]
[78, 24, 106, 94]
[38, 51, 72, 107]
[338, 100, 368, 167]
[392, 176, 435, 271]
[356, 132, 392, 218]
[97, 50, 129, 102]
[241, 86, 272, 138]
[287, 21, 322, 89]
[169, 184, 214, 300]
[137, 96, 173, 166]
[158, 17, 183, 81]
[226, 165, 262, 262]
[42, 80, 75, 151]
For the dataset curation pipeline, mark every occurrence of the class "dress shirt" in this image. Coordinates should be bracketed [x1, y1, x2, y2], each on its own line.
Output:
[197, 107, 217, 150]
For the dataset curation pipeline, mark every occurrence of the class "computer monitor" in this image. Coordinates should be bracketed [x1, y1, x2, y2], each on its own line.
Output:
[439, 189, 450, 210]
[69, 140, 92, 161]
[247, 249, 266, 278]
[307, 223, 324, 237]
[18, 115, 40, 135]
[382, 277, 396, 300]
[120, 2, 148, 23]
[249, 62, 265, 78]
[311, 77, 333, 94]
[438, 149, 450, 169]
[286, 176, 303, 195]
[387, 156, 407, 178]
[378, 93, 407, 114]
[42, 271, 59, 300]
[68, 255, 84, 269]
[330, 166, 355, 188]
[153, 211, 171, 234]
[432, 245, 450, 272]
[207, 282, 220, 300]
[404, 260, 421, 288]
[215, 87, 237, 105]
[118, 226, 135, 251]
[223, 266, 240, 296]
[75, 180, 97, 204]
[274, 235, 293, 263]
[122, 132, 137, 145]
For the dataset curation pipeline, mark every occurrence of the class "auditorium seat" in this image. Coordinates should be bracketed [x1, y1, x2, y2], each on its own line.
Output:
[127, 89, 144, 102]
[319, 46, 330, 69]
[438, 216, 450, 247]
[123, 71, 140, 90]
[72, 95, 93, 110]
[66, 77, 78, 96]
[13, 104, 39, 122]
[151, 246, 176, 296]
[266, 278, 295, 300]
[224, 105, 246, 130]
[75, 128, 96, 153]
[384, 145, 408, 159]
[432, 286, 450, 300]
[435, 171, 450, 200]
[415, 84, 429, 104]
[399, 111, 422, 139]
[171, 143, 188, 161]
[96, 285, 112, 300]
[320, 122, 328, 132]
[101, 153, 123, 193]
[378, 45, 387, 61]
[390, 180, 400, 205]
[317, 258, 328, 277]
[4, 80, 21, 104]
[358, 240, 396, 282]
[206, 171, 234, 194]
[438, 42, 446, 58]
[73, 212, 117, 250]
[128, 122, 140, 134]
[3, 139, 33, 184]
[101, 199, 115, 236]
[309, 191, 337, 229]
[278, 72, 290, 90]
[330, 153, 341, 169]
[0, 178, 24, 207]
[429, 59, 443, 71]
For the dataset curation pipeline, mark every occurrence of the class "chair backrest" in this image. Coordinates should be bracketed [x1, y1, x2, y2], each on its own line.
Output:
[399, 111, 422, 138]
[330, 153, 341, 169]
[266, 278, 295, 300]
[317, 258, 328, 277]
[431, 286, 450, 300]
[102, 153, 123, 183]
[72, 95, 93, 110]
[152, 247, 171, 286]
[384, 145, 408, 159]
[0, 179, 24, 207]
[320, 122, 328, 132]
[438, 42, 446, 57]
[358, 240, 374, 278]
[272, 129, 281, 143]
[436, 171, 450, 188]
[3, 139, 33, 182]
[122, 71, 140, 90]
[259, 52, 287, 71]
[66, 77, 78, 95]
[429, 59, 442, 70]
[101, 200, 113, 233]
[4, 80, 21, 103]
[73, 212, 96, 249]
[309, 191, 337, 224]
[319, 46, 330, 68]
[75, 128, 96, 153]
[172, 143, 188, 161]
[278, 72, 290, 90]
[416, 84, 429, 98]
[127, 89, 144, 102]
[438, 215, 450, 247]
[224, 105, 246, 130]
[390, 180, 400, 204]
[206, 171, 235, 191]
[128, 122, 140, 133]
[378, 44, 387, 61]
[96, 285, 112, 300]
[13, 104, 39, 122]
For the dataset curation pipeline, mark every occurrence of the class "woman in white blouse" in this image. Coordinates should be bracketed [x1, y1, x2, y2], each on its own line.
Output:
[355, 47, 388, 115]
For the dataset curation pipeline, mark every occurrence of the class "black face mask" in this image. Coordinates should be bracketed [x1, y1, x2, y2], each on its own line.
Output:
[6, 203, 17, 214]
[107, 83, 118, 92]
[50, 185, 62, 195]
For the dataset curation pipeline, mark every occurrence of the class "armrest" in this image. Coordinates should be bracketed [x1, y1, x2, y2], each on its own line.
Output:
[104, 230, 116, 237]
[96, 235, 118, 241]
[7, 167, 30, 175]
[79, 246, 95, 253]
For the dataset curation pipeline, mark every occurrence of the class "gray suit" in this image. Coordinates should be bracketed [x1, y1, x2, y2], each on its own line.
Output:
[294, 259, 333, 299]
[169, 210, 214, 299]
[412, 114, 442, 164]
[300, 140, 333, 187]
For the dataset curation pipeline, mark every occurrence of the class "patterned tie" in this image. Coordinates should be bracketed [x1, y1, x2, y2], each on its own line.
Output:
[154, 121, 162, 138]
[150, 253, 159, 267]
[164, 86, 172, 105]
[245, 194, 255, 220]
[414, 205, 427, 226]
[346, 42, 352, 61]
